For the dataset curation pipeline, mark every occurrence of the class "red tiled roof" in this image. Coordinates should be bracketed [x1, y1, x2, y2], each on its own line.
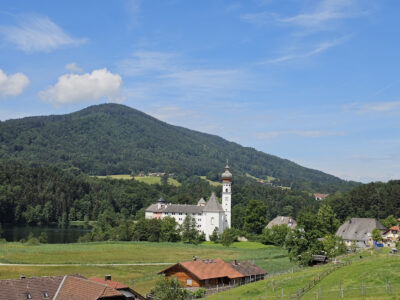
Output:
[389, 226, 400, 231]
[89, 277, 129, 289]
[160, 258, 243, 280]
[55, 276, 123, 300]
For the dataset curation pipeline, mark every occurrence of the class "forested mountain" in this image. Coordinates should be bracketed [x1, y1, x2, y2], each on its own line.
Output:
[0, 163, 317, 225]
[324, 180, 400, 221]
[0, 103, 358, 193]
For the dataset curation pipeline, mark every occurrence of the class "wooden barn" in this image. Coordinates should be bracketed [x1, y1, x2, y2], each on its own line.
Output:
[159, 258, 266, 289]
[159, 258, 244, 288]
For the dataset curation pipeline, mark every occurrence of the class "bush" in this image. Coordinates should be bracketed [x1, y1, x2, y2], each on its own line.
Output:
[38, 232, 48, 243]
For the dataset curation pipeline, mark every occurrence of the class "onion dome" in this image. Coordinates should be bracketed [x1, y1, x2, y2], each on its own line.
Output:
[221, 164, 232, 181]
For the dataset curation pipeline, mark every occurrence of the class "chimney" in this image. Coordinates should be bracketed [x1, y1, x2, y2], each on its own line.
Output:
[233, 260, 237, 265]
[105, 275, 112, 281]
[193, 256, 197, 261]
[20, 274, 26, 279]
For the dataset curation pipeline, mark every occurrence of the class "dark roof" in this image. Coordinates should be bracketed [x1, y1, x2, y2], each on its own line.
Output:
[266, 216, 297, 229]
[0, 276, 63, 300]
[146, 192, 224, 214]
[230, 260, 266, 277]
[203, 192, 224, 212]
[312, 255, 327, 262]
[336, 218, 386, 241]
[146, 203, 204, 214]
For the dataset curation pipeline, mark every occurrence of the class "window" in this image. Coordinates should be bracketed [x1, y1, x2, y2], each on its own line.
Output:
[179, 213, 183, 215]
[211, 217, 214, 225]
[25, 293, 32, 300]
[42, 291, 49, 298]
[172, 213, 175, 215]
[187, 279, 193, 286]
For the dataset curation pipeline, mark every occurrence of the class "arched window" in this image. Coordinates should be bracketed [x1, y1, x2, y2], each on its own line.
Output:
[225, 188, 228, 192]
[210, 217, 214, 225]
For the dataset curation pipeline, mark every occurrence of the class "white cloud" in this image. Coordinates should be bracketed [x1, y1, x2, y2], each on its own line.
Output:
[281, 0, 367, 29]
[0, 15, 86, 52]
[118, 50, 247, 102]
[242, 0, 368, 31]
[39, 69, 123, 105]
[345, 100, 400, 114]
[65, 63, 83, 73]
[117, 51, 177, 76]
[0, 69, 29, 99]
[255, 130, 345, 140]
[163, 69, 241, 91]
[265, 37, 347, 63]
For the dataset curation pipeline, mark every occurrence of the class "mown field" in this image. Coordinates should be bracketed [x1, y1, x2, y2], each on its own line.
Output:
[0, 241, 295, 295]
[94, 174, 181, 186]
[208, 249, 400, 299]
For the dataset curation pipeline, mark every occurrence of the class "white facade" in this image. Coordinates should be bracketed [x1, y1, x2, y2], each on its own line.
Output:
[145, 165, 232, 240]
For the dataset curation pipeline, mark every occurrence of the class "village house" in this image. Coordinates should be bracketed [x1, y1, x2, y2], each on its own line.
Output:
[313, 193, 329, 201]
[336, 217, 386, 248]
[0, 274, 144, 300]
[159, 258, 266, 290]
[146, 164, 232, 240]
[382, 225, 400, 247]
[266, 216, 297, 229]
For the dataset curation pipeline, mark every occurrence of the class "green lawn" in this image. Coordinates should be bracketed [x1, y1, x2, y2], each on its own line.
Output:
[200, 176, 221, 187]
[0, 241, 294, 295]
[208, 250, 400, 299]
[94, 174, 181, 186]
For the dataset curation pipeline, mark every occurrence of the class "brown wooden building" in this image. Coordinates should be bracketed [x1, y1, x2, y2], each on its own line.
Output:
[159, 258, 265, 289]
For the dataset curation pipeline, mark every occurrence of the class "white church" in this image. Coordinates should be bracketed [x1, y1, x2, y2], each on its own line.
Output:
[145, 164, 232, 240]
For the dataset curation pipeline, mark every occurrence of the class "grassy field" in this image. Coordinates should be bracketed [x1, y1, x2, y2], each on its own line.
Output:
[94, 174, 181, 186]
[200, 176, 221, 187]
[208, 249, 400, 299]
[0, 241, 294, 295]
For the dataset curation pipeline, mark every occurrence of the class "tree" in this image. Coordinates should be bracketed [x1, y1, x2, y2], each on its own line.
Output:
[160, 216, 180, 242]
[181, 215, 200, 244]
[220, 228, 237, 247]
[209, 227, 220, 243]
[317, 205, 340, 235]
[262, 224, 290, 247]
[285, 229, 324, 266]
[150, 276, 188, 300]
[380, 215, 397, 228]
[371, 228, 382, 242]
[322, 234, 346, 258]
[243, 200, 268, 234]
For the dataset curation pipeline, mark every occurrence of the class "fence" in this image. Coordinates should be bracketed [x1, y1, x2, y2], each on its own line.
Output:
[203, 261, 353, 299]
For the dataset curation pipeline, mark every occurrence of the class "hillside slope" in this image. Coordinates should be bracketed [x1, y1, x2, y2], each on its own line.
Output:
[0, 103, 357, 192]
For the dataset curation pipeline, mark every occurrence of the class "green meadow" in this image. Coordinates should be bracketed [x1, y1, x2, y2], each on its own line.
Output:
[94, 174, 181, 186]
[0, 241, 294, 295]
[208, 249, 400, 299]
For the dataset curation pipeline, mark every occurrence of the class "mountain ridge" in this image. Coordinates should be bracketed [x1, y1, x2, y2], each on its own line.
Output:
[0, 103, 358, 193]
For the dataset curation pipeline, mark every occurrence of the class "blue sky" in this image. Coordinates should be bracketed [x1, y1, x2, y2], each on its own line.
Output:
[0, 0, 399, 183]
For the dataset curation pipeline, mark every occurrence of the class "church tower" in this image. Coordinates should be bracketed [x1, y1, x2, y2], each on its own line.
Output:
[221, 163, 232, 229]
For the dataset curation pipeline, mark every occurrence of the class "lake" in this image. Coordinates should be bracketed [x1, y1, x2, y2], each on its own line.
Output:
[1, 224, 92, 243]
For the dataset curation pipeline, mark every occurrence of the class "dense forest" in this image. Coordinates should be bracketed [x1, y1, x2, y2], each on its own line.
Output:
[323, 180, 400, 221]
[0, 103, 358, 193]
[0, 163, 318, 226]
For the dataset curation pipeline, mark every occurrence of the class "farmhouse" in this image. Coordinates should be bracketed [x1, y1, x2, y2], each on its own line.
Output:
[336, 217, 386, 248]
[313, 193, 329, 200]
[0, 274, 144, 300]
[266, 216, 297, 229]
[159, 258, 266, 289]
[146, 164, 232, 240]
[382, 225, 400, 247]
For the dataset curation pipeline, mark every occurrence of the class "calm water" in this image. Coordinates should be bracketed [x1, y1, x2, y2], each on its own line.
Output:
[2, 224, 91, 243]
